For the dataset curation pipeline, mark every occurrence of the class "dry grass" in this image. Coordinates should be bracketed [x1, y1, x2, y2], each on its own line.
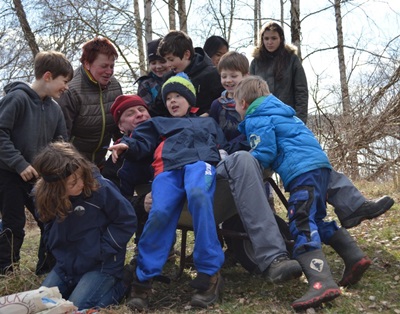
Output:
[1, 181, 399, 313]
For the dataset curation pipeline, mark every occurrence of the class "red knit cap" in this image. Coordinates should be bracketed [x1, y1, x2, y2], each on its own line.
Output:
[110, 95, 148, 123]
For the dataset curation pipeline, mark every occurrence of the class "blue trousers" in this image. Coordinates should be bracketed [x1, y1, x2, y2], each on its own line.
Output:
[42, 269, 126, 310]
[287, 168, 338, 258]
[136, 161, 224, 282]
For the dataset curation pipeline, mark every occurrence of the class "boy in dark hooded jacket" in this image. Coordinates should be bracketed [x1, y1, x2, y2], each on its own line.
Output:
[0, 51, 73, 275]
[157, 30, 224, 116]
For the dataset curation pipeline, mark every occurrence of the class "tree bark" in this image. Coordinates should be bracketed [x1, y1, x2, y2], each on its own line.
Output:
[177, 0, 187, 33]
[133, 0, 146, 75]
[144, 0, 152, 43]
[169, 0, 176, 30]
[12, 0, 39, 57]
[290, 0, 302, 59]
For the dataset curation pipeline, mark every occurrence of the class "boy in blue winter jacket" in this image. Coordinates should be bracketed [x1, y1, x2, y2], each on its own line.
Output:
[110, 73, 235, 310]
[234, 76, 372, 311]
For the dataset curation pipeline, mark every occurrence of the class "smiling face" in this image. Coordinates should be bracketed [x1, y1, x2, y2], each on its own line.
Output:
[220, 69, 246, 97]
[149, 59, 169, 78]
[262, 30, 281, 53]
[163, 51, 191, 73]
[84, 53, 115, 87]
[47, 74, 70, 99]
[118, 106, 151, 134]
[165, 92, 190, 117]
[210, 45, 229, 66]
[65, 169, 84, 197]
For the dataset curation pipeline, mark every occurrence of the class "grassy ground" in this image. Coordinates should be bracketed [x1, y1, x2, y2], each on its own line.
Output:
[1, 181, 399, 313]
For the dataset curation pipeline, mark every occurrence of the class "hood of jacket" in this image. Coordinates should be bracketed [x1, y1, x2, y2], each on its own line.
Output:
[246, 95, 296, 118]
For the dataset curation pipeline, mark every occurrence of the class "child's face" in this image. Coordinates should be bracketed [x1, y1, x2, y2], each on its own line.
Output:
[262, 30, 281, 53]
[84, 53, 115, 87]
[220, 70, 246, 96]
[163, 51, 191, 73]
[211, 46, 229, 66]
[118, 106, 151, 134]
[165, 92, 190, 117]
[149, 59, 169, 78]
[47, 74, 70, 99]
[65, 170, 84, 197]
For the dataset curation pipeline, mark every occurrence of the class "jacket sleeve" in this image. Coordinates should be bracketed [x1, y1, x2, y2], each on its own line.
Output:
[0, 97, 30, 173]
[292, 56, 309, 124]
[121, 120, 160, 161]
[246, 117, 278, 169]
[137, 79, 153, 107]
[98, 176, 137, 258]
[57, 89, 80, 138]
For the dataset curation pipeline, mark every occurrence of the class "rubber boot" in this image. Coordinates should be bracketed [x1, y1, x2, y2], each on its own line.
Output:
[329, 228, 371, 287]
[292, 249, 341, 311]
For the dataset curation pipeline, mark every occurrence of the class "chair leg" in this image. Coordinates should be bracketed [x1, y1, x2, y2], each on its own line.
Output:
[177, 227, 188, 278]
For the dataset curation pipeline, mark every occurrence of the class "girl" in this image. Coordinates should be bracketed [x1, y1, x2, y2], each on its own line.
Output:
[33, 141, 136, 310]
[250, 22, 308, 124]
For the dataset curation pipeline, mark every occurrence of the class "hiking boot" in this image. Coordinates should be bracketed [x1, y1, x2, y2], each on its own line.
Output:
[340, 196, 394, 229]
[263, 254, 303, 283]
[125, 269, 152, 311]
[190, 272, 224, 308]
[292, 249, 341, 311]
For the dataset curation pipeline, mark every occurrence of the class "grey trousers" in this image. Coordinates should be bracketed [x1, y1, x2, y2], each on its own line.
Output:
[327, 170, 366, 220]
[216, 151, 287, 272]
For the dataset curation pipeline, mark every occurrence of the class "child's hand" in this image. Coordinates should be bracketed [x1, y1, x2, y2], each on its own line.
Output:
[20, 165, 39, 182]
[144, 192, 152, 213]
[108, 143, 129, 163]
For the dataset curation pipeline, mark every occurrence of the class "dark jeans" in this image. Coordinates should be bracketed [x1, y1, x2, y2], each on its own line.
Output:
[0, 169, 47, 271]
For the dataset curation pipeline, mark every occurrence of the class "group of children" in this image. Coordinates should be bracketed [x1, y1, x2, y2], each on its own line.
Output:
[0, 27, 394, 312]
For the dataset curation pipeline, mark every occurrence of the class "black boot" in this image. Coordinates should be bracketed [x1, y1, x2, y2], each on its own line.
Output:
[292, 249, 341, 311]
[340, 196, 394, 229]
[329, 228, 371, 287]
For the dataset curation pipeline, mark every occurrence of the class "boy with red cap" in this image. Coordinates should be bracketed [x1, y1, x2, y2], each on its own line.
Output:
[109, 73, 237, 310]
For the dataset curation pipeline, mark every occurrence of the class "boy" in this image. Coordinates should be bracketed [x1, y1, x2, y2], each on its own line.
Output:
[110, 73, 232, 310]
[0, 51, 73, 275]
[214, 51, 393, 229]
[234, 76, 372, 311]
[157, 30, 224, 116]
[135, 38, 170, 117]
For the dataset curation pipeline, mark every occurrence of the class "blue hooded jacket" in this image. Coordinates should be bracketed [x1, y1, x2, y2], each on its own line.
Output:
[238, 95, 331, 189]
[43, 173, 136, 282]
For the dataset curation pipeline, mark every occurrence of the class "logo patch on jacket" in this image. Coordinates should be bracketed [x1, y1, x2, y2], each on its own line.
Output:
[249, 134, 261, 149]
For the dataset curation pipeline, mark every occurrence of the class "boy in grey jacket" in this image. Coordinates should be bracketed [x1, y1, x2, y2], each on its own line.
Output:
[0, 51, 73, 275]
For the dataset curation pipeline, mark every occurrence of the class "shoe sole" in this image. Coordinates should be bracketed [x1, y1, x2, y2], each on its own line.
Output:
[342, 197, 394, 229]
[126, 298, 148, 312]
[190, 276, 224, 308]
[292, 288, 341, 311]
[339, 257, 372, 287]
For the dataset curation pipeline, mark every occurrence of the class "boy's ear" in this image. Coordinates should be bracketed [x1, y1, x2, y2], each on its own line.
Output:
[183, 50, 191, 60]
[239, 99, 248, 110]
[43, 71, 53, 82]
